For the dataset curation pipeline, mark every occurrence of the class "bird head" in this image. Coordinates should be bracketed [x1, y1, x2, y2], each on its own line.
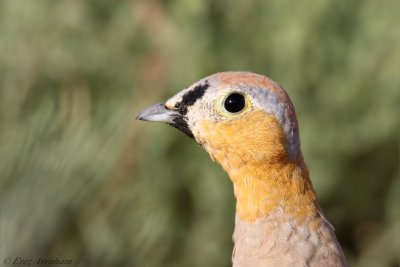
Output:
[138, 72, 319, 222]
[137, 72, 302, 172]
[138, 72, 346, 265]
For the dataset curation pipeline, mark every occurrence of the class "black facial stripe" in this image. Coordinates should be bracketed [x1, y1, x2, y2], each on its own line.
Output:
[174, 80, 210, 115]
[169, 80, 209, 140]
[170, 116, 194, 139]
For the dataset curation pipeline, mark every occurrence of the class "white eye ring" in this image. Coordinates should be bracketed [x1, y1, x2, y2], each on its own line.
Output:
[216, 91, 251, 117]
[222, 92, 246, 114]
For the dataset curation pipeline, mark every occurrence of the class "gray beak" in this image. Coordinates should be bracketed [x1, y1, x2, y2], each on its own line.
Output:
[136, 103, 180, 124]
[137, 102, 194, 139]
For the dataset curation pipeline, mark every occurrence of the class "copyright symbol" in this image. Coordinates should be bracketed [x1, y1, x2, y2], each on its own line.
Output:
[3, 258, 11, 265]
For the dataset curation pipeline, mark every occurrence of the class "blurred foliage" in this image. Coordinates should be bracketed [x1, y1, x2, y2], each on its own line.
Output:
[0, 0, 399, 267]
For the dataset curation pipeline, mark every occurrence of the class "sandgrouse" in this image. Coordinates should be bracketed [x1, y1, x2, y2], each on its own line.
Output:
[137, 72, 348, 267]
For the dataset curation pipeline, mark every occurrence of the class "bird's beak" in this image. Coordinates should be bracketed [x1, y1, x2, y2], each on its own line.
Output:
[136, 103, 180, 123]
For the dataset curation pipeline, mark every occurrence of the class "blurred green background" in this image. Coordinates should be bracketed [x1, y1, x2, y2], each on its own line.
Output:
[1, 0, 399, 266]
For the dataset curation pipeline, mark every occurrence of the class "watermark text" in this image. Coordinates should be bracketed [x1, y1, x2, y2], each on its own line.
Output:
[3, 257, 72, 266]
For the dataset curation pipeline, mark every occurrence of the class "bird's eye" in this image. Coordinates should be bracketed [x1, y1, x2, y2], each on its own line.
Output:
[223, 93, 246, 113]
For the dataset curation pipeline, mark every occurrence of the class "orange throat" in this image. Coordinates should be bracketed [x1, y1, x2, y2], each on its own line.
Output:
[197, 111, 321, 224]
[230, 161, 320, 224]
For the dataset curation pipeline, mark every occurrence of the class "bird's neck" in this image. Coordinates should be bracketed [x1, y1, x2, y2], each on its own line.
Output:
[228, 160, 348, 267]
[229, 160, 322, 226]
[197, 112, 322, 225]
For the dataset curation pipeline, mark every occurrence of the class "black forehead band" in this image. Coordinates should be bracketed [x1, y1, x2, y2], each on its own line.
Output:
[168, 80, 210, 140]
[174, 80, 210, 115]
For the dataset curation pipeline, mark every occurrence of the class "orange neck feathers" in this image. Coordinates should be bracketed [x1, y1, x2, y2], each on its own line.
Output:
[231, 161, 320, 224]
[198, 110, 321, 224]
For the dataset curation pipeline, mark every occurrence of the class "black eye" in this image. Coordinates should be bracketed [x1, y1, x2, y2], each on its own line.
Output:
[223, 93, 246, 113]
